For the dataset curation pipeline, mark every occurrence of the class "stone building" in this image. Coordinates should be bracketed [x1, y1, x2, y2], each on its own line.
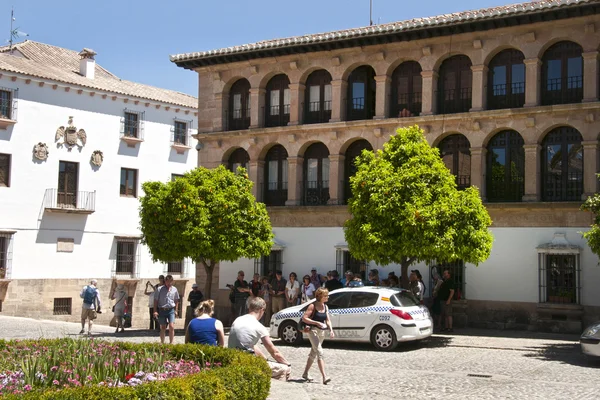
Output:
[0, 41, 198, 328]
[172, 0, 600, 332]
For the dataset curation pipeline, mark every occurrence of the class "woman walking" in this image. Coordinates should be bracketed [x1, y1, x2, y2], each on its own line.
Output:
[185, 299, 225, 346]
[111, 284, 128, 333]
[300, 275, 316, 304]
[301, 287, 334, 385]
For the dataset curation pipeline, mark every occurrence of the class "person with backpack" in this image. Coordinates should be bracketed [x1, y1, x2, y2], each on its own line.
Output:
[79, 279, 101, 335]
[300, 287, 334, 385]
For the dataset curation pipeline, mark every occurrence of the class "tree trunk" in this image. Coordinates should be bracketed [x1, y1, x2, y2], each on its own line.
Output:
[400, 257, 415, 289]
[201, 260, 214, 299]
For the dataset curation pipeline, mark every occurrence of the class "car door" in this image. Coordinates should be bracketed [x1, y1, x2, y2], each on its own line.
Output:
[335, 291, 380, 341]
[325, 291, 352, 340]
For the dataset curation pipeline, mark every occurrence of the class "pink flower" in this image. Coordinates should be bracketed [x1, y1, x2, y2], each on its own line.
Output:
[52, 380, 59, 385]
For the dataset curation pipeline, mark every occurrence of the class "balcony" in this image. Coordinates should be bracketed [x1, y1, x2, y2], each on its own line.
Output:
[437, 88, 472, 114]
[43, 188, 96, 214]
[302, 180, 330, 206]
[171, 129, 191, 154]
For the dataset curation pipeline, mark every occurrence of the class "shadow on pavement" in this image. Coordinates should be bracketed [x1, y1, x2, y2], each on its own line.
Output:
[448, 328, 580, 342]
[276, 335, 451, 353]
[522, 342, 600, 368]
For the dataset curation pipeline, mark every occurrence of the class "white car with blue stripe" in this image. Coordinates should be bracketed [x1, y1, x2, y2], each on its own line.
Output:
[269, 286, 433, 351]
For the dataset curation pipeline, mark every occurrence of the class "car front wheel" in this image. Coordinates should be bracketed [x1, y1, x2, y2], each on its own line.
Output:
[370, 324, 398, 351]
[279, 320, 303, 345]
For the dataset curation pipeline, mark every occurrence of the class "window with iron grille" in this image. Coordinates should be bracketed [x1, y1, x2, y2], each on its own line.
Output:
[228, 148, 250, 173]
[488, 49, 526, 110]
[0, 153, 10, 187]
[168, 260, 183, 274]
[174, 121, 187, 145]
[335, 248, 366, 279]
[254, 250, 283, 279]
[391, 61, 422, 117]
[0, 233, 14, 280]
[430, 261, 465, 299]
[539, 253, 580, 305]
[541, 127, 583, 202]
[486, 130, 525, 202]
[120, 168, 138, 197]
[438, 134, 471, 190]
[0, 90, 12, 119]
[116, 241, 136, 274]
[53, 298, 72, 315]
[541, 41, 583, 106]
[124, 112, 139, 138]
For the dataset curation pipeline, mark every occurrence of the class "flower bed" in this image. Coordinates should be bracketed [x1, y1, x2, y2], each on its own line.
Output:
[0, 339, 270, 399]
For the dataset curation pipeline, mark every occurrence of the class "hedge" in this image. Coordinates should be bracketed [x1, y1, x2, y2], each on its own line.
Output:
[0, 340, 271, 400]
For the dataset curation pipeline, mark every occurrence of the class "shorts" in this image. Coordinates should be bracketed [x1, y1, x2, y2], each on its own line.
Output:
[81, 308, 97, 320]
[158, 308, 175, 326]
[441, 301, 453, 317]
[267, 361, 291, 381]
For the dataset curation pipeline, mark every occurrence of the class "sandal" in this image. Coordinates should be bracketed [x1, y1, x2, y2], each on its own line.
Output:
[323, 377, 331, 385]
[302, 373, 313, 382]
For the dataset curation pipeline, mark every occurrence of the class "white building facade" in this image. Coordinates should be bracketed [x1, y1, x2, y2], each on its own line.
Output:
[0, 41, 198, 328]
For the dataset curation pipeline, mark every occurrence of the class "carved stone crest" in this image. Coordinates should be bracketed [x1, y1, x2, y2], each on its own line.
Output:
[90, 150, 103, 167]
[33, 142, 49, 161]
[56, 116, 87, 150]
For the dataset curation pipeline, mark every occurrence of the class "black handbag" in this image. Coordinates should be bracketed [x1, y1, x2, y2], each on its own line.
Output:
[297, 305, 316, 332]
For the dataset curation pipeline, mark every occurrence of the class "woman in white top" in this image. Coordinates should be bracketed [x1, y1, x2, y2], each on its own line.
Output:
[301, 275, 316, 303]
[285, 272, 300, 307]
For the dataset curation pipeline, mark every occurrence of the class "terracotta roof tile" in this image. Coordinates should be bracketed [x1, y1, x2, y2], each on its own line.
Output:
[170, 0, 594, 64]
[0, 40, 196, 108]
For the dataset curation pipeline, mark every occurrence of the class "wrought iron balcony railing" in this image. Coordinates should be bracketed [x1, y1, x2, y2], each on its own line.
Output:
[43, 188, 96, 214]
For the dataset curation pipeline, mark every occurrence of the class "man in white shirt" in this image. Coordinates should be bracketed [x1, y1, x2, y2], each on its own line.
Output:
[228, 296, 291, 381]
[79, 279, 101, 335]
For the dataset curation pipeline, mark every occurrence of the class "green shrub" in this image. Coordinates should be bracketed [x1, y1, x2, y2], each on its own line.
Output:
[0, 339, 270, 400]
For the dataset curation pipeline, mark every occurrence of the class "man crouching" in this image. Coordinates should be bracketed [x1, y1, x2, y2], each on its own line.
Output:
[228, 296, 291, 381]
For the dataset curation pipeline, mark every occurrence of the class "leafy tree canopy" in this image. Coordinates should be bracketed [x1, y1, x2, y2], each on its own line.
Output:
[344, 125, 493, 287]
[581, 188, 600, 256]
[139, 165, 274, 297]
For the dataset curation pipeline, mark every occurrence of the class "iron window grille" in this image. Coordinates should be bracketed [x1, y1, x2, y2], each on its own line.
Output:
[430, 260, 466, 300]
[537, 235, 581, 305]
[120, 168, 138, 198]
[120, 109, 145, 140]
[346, 66, 376, 121]
[343, 139, 373, 204]
[541, 41, 584, 106]
[391, 61, 423, 117]
[303, 143, 330, 206]
[227, 79, 251, 131]
[487, 49, 526, 110]
[0, 87, 18, 120]
[165, 259, 191, 277]
[0, 232, 15, 279]
[438, 134, 472, 191]
[263, 145, 289, 206]
[254, 249, 284, 279]
[265, 74, 291, 128]
[335, 247, 367, 279]
[0, 153, 11, 187]
[113, 238, 141, 278]
[304, 70, 332, 124]
[228, 148, 250, 173]
[171, 119, 193, 146]
[541, 127, 583, 201]
[53, 298, 72, 315]
[438, 55, 473, 114]
[486, 130, 525, 202]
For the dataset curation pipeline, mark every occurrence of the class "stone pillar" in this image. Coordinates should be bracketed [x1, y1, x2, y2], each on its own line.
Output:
[523, 144, 541, 202]
[470, 65, 488, 112]
[374, 75, 391, 119]
[583, 52, 599, 103]
[330, 79, 347, 122]
[328, 154, 345, 205]
[469, 147, 487, 200]
[582, 141, 599, 198]
[524, 58, 541, 108]
[249, 88, 265, 129]
[285, 157, 304, 206]
[288, 83, 305, 125]
[215, 93, 227, 132]
[421, 70, 438, 115]
[248, 160, 265, 201]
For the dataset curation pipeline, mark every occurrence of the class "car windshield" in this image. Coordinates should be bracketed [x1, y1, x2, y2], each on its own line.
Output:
[390, 291, 420, 307]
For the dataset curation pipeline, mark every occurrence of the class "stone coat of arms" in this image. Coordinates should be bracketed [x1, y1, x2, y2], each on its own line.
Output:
[56, 116, 87, 150]
[90, 150, 103, 167]
[33, 142, 49, 161]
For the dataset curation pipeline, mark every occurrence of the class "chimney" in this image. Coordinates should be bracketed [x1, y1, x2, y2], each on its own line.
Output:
[79, 48, 97, 79]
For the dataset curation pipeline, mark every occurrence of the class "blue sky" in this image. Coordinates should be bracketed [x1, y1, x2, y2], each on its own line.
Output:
[3, 0, 517, 96]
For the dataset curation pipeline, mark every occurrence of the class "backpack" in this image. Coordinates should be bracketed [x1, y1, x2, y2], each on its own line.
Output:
[83, 286, 97, 305]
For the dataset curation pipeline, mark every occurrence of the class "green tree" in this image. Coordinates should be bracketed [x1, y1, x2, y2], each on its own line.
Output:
[344, 125, 493, 288]
[581, 185, 600, 256]
[139, 165, 274, 298]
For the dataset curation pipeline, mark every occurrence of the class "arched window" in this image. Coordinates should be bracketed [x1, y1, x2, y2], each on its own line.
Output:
[264, 145, 288, 206]
[303, 143, 330, 206]
[542, 127, 583, 201]
[542, 41, 583, 105]
[346, 66, 376, 121]
[438, 134, 471, 190]
[304, 70, 332, 124]
[391, 61, 422, 117]
[488, 49, 525, 110]
[228, 79, 250, 130]
[265, 75, 290, 128]
[343, 139, 373, 204]
[228, 148, 250, 173]
[438, 55, 472, 114]
[486, 130, 525, 202]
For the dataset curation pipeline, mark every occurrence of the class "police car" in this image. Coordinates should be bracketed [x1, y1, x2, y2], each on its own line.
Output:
[269, 286, 433, 351]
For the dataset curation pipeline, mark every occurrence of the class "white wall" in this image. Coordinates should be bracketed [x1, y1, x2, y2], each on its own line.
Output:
[0, 76, 198, 280]
[218, 227, 600, 306]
